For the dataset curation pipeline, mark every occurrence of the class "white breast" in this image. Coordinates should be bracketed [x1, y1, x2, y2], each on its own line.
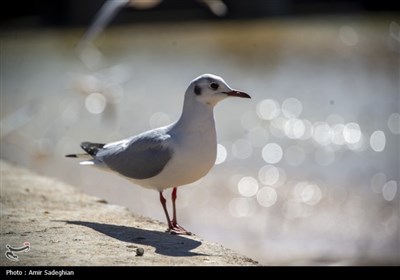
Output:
[135, 114, 217, 191]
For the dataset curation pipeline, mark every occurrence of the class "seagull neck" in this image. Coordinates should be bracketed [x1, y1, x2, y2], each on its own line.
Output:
[175, 98, 215, 132]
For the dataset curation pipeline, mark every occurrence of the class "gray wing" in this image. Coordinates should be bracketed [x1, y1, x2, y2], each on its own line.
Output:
[95, 130, 173, 180]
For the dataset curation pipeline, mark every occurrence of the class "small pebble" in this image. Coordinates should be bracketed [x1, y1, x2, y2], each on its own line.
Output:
[136, 247, 144, 256]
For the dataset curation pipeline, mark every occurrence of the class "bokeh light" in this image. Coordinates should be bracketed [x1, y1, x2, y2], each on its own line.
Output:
[300, 183, 322, 206]
[331, 124, 346, 145]
[343, 122, 361, 144]
[256, 187, 278, 207]
[382, 181, 398, 201]
[238, 176, 259, 197]
[282, 98, 303, 119]
[85, 92, 107, 114]
[387, 113, 400, 135]
[215, 143, 227, 165]
[258, 165, 280, 186]
[312, 122, 332, 146]
[346, 133, 365, 151]
[293, 181, 322, 206]
[262, 143, 283, 164]
[284, 119, 306, 139]
[256, 99, 280, 120]
[299, 119, 313, 140]
[369, 130, 386, 152]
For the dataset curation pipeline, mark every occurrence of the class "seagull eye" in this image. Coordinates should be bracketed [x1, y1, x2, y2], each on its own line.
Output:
[209, 82, 219, 90]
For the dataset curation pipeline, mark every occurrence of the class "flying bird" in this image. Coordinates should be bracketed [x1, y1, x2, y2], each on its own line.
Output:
[67, 74, 250, 234]
[77, 0, 228, 51]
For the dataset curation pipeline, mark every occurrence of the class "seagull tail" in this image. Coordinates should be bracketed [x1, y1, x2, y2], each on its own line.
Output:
[80, 141, 105, 156]
[65, 153, 92, 159]
[65, 154, 95, 166]
[66, 142, 105, 165]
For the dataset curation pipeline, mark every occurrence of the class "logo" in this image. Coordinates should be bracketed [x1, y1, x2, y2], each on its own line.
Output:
[5, 242, 30, 262]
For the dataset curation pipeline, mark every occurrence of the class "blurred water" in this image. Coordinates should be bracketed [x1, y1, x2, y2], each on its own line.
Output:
[1, 14, 399, 265]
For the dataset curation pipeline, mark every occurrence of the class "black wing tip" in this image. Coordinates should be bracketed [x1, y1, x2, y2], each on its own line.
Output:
[65, 154, 77, 158]
[80, 141, 91, 149]
[80, 141, 105, 156]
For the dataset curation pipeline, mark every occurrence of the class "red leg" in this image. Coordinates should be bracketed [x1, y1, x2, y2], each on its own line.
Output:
[172, 187, 178, 225]
[159, 191, 173, 230]
[171, 187, 192, 235]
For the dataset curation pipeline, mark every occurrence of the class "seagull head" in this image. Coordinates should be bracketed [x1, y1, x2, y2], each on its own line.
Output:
[186, 74, 250, 107]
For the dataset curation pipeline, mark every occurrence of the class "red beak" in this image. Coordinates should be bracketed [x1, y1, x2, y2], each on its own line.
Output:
[224, 90, 251, 99]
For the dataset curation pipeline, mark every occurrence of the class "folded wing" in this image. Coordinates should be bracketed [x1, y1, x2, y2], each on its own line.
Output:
[95, 130, 173, 180]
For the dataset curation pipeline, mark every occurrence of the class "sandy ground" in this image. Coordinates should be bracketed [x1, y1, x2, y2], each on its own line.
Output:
[0, 160, 258, 266]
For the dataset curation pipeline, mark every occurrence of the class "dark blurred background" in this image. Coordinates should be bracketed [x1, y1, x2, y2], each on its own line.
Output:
[1, 0, 399, 27]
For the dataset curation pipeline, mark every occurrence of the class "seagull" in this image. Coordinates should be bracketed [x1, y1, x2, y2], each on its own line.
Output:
[76, 0, 228, 51]
[66, 74, 250, 235]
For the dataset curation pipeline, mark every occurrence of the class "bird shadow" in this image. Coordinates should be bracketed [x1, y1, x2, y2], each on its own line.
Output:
[57, 220, 204, 257]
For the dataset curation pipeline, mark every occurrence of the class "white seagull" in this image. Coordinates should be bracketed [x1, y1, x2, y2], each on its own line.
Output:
[67, 74, 250, 235]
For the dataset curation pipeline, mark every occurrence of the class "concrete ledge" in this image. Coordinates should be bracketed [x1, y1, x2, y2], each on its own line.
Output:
[0, 160, 258, 266]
